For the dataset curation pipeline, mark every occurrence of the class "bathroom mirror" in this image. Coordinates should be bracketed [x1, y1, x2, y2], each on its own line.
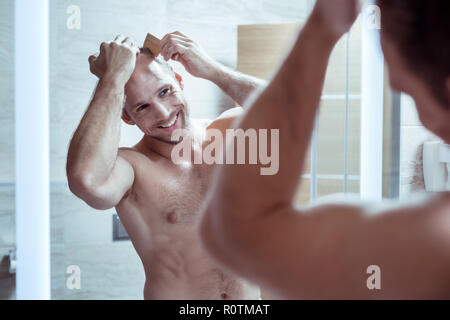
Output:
[1, 0, 415, 300]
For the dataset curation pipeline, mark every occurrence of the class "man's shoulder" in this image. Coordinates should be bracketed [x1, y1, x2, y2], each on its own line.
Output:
[216, 106, 244, 119]
[118, 146, 142, 158]
[207, 107, 244, 133]
[117, 146, 154, 168]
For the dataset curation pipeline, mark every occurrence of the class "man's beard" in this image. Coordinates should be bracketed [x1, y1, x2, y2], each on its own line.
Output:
[150, 109, 190, 145]
[151, 135, 183, 145]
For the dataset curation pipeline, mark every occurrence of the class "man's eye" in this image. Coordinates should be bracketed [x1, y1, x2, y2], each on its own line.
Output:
[160, 88, 171, 97]
[137, 104, 149, 111]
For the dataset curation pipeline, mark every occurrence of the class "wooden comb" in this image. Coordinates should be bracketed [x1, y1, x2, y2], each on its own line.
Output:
[143, 32, 179, 60]
[143, 33, 161, 56]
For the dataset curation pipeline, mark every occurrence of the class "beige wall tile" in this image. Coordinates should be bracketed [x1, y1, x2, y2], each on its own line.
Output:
[238, 23, 302, 79]
[317, 99, 361, 175]
[323, 17, 362, 95]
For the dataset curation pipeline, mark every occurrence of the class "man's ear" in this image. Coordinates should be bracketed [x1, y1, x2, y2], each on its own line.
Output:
[175, 72, 184, 90]
[121, 110, 135, 125]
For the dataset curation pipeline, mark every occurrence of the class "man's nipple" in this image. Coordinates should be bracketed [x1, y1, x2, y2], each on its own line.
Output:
[167, 212, 178, 224]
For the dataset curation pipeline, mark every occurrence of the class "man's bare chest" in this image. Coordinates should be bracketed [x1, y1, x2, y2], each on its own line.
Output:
[131, 158, 212, 226]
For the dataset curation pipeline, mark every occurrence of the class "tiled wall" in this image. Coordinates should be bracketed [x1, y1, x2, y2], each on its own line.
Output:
[1, 0, 315, 299]
[0, 0, 15, 300]
[0, 1, 14, 184]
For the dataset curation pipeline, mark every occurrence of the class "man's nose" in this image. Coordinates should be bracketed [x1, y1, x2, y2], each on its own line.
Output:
[152, 102, 171, 120]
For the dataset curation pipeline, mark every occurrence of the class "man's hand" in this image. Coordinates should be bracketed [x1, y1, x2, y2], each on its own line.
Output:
[310, 0, 361, 40]
[160, 31, 218, 79]
[89, 35, 139, 86]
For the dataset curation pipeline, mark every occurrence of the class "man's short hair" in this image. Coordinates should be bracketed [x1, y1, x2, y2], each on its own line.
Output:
[139, 47, 176, 78]
[122, 48, 176, 117]
[378, 0, 450, 106]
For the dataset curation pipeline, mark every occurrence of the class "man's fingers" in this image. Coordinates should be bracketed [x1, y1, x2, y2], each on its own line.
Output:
[88, 55, 99, 68]
[122, 36, 135, 47]
[88, 55, 100, 77]
[161, 43, 175, 61]
[88, 55, 97, 64]
[161, 32, 191, 46]
[164, 44, 187, 61]
[161, 39, 190, 59]
[173, 30, 188, 38]
[122, 37, 140, 54]
[114, 34, 125, 43]
[161, 37, 190, 50]
[160, 32, 192, 60]
[167, 44, 187, 61]
[131, 45, 140, 56]
[163, 33, 191, 45]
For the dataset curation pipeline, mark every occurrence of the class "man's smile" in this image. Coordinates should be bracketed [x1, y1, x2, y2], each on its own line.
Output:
[157, 111, 180, 131]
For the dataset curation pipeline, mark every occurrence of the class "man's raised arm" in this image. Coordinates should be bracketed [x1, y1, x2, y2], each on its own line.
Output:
[160, 31, 267, 107]
[200, 1, 370, 297]
[200, 0, 450, 299]
[67, 35, 139, 210]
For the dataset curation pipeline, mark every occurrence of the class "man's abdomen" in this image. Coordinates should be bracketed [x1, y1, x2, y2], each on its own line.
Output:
[141, 234, 260, 300]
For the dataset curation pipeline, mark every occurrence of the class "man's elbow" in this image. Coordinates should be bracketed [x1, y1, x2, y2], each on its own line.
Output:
[67, 171, 91, 198]
[67, 173, 113, 210]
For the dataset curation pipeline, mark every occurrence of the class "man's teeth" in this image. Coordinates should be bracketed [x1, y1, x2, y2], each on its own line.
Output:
[160, 115, 177, 128]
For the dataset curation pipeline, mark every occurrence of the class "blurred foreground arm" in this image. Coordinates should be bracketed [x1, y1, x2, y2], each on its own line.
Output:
[201, 0, 450, 299]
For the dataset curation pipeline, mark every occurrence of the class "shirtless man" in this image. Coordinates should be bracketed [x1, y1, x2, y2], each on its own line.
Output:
[201, 0, 450, 299]
[66, 32, 264, 299]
